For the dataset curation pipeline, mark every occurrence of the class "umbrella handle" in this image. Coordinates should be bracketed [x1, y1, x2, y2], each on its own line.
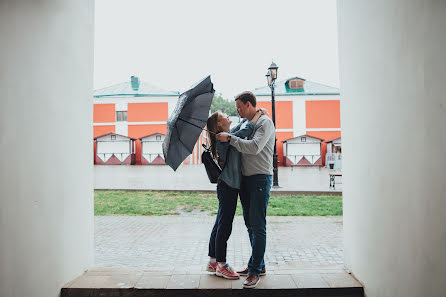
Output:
[177, 117, 216, 136]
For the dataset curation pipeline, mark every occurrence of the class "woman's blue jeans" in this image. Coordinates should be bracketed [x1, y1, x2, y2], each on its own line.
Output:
[208, 181, 238, 262]
[239, 174, 272, 276]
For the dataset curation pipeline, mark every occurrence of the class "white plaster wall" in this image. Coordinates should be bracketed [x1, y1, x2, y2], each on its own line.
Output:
[0, 1, 94, 297]
[115, 122, 128, 136]
[115, 102, 128, 111]
[144, 142, 163, 154]
[338, 1, 446, 297]
[287, 143, 320, 156]
[97, 141, 131, 154]
[292, 99, 307, 137]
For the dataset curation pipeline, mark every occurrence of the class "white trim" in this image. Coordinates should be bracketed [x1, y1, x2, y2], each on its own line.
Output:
[276, 128, 341, 133]
[306, 128, 341, 132]
[128, 121, 167, 125]
[93, 121, 167, 126]
[93, 97, 178, 104]
[303, 96, 340, 101]
[257, 95, 340, 102]
[93, 123, 115, 126]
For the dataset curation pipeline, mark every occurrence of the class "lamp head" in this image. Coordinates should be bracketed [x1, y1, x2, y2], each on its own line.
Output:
[268, 61, 279, 80]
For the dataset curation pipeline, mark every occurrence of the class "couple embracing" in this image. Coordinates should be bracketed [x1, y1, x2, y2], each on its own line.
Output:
[205, 91, 275, 288]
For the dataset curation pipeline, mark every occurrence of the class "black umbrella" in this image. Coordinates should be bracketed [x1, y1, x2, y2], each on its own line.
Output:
[163, 76, 215, 171]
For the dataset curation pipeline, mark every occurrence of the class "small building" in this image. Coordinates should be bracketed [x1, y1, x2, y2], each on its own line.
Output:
[139, 133, 166, 165]
[253, 76, 341, 166]
[325, 137, 342, 170]
[282, 134, 324, 166]
[94, 132, 136, 165]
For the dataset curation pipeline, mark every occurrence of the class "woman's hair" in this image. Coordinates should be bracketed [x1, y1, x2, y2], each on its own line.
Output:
[206, 111, 224, 160]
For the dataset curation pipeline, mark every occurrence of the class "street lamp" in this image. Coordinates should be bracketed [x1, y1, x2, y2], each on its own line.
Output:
[266, 61, 279, 187]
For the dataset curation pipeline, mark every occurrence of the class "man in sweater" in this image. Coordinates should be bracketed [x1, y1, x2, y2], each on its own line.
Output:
[215, 91, 275, 288]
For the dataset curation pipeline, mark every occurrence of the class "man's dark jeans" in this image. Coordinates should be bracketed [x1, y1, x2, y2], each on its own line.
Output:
[208, 181, 238, 262]
[240, 174, 272, 276]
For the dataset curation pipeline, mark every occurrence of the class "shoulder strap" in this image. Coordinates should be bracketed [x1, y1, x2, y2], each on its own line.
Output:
[202, 144, 223, 171]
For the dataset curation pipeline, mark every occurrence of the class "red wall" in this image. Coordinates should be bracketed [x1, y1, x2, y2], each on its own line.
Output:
[306, 100, 341, 129]
[128, 102, 168, 122]
[93, 125, 115, 138]
[257, 101, 293, 130]
[94, 104, 115, 123]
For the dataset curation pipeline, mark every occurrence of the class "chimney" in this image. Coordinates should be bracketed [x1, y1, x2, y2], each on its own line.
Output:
[131, 76, 140, 91]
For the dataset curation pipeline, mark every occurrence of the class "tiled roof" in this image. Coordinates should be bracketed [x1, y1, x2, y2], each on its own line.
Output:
[139, 132, 165, 140]
[94, 132, 136, 140]
[253, 77, 340, 96]
[94, 77, 179, 98]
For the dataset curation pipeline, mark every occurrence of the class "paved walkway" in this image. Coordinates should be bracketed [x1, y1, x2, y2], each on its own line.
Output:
[95, 216, 344, 271]
[94, 165, 343, 192]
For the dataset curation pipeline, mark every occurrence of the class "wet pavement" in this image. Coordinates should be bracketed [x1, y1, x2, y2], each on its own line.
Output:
[95, 215, 344, 270]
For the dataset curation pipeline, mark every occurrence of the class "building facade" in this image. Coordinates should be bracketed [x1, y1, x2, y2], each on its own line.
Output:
[93, 76, 341, 166]
[253, 77, 341, 166]
[93, 76, 179, 164]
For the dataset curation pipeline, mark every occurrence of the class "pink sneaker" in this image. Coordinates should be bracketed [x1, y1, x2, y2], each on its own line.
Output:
[237, 267, 266, 276]
[216, 264, 240, 280]
[206, 261, 218, 272]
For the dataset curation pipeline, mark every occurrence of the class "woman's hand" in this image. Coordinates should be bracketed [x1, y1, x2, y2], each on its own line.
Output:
[216, 132, 230, 142]
[252, 110, 262, 124]
[258, 107, 269, 117]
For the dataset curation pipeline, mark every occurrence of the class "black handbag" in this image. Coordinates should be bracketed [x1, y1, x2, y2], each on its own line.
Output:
[201, 144, 222, 184]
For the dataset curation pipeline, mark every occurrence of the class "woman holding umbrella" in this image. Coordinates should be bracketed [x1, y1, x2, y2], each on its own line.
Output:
[205, 110, 264, 279]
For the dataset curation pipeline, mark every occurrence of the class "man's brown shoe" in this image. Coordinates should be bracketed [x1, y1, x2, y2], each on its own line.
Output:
[237, 267, 266, 276]
[243, 274, 260, 288]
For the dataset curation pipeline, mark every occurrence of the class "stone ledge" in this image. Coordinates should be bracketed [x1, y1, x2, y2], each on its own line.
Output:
[62, 288, 363, 297]
[62, 267, 363, 297]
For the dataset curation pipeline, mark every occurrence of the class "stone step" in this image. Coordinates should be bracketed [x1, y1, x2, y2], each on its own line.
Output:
[62, 267, 363, 297]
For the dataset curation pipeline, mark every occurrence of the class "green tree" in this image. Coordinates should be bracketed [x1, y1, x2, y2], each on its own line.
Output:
[210, 94, 237, 116]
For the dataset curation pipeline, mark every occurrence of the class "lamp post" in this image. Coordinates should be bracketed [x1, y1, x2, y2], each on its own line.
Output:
[266, 61, 279, 187]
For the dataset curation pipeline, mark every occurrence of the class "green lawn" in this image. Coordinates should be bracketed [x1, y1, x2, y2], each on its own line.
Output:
[94, 190, 342, 216]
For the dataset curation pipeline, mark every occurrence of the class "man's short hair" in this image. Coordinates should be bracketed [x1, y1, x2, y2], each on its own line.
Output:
[235, 91, 257, 107]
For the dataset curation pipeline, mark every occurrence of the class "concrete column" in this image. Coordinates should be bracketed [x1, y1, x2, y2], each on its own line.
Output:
[338, 1, 446, 296]
[0, 1, 94, 297]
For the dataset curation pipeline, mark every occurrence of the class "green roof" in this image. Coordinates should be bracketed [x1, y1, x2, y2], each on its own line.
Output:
[253, 77, 340, 96]
[94, 77, 179, 98]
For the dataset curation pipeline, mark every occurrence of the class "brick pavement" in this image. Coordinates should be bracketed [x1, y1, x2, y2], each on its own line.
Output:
[95, 215, 344, 270]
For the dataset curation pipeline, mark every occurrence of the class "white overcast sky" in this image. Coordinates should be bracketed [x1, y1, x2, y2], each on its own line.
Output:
[94, 0, 339, 99]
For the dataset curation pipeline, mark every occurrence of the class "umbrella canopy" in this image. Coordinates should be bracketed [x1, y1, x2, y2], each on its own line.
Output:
[163, 76, 215, 171]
